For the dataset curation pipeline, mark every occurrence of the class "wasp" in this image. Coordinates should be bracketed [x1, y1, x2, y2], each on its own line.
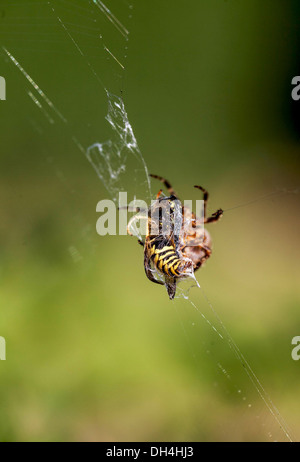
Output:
[127, 174, 223, 300]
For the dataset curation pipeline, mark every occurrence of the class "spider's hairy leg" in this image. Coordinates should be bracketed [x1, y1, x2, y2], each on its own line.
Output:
[156, 189, 163, 200]
[150, 174, 178, 198]
[194, 185, 209, 218]
[205, 208, 223, 224]
[194, 185, 223, 224]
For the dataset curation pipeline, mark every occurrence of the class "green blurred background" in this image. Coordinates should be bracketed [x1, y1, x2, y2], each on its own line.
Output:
[0, 0, 299, 442]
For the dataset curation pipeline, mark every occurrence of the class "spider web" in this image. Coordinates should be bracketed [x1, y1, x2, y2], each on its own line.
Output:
[0, 0, 298, 442]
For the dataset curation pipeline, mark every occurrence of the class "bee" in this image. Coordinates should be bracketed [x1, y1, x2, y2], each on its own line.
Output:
[128, 174, 223, 300]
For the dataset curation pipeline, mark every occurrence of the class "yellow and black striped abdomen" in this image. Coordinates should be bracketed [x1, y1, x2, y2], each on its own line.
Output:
[150, 244, 182, 277]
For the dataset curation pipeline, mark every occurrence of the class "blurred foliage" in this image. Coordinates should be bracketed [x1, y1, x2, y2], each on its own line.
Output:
[0, 0, 299, 441]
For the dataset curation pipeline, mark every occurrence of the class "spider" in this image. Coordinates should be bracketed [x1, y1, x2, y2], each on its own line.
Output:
[127, 174, 223, 299]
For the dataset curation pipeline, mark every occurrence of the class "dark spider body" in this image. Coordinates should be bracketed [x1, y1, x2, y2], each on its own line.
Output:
[128, 175, 223, 300]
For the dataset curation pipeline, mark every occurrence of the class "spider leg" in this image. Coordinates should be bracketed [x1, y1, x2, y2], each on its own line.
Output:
[194, 186, 223, 224]
[150, 174, 178, 199]
[194, 185, 209, 219]
[205, 208, 223, 224]
[156, 189, 163, 199]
